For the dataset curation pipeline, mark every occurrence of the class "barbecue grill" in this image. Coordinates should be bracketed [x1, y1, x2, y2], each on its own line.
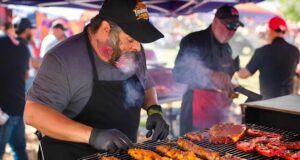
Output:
[79, 124, 300, 160]
[241, 94, 300, 133]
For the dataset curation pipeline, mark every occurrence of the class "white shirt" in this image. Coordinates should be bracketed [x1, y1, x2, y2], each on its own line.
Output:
[40, 34, 60, 58]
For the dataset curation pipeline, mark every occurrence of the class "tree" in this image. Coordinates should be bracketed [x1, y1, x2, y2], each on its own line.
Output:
[269, 0, 300, 22]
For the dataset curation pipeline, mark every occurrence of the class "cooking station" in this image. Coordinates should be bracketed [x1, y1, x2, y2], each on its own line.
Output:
[79, 95, 300, 160]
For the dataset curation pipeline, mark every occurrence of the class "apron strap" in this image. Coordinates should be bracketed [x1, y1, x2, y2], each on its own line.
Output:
[84, 25, 99, 81]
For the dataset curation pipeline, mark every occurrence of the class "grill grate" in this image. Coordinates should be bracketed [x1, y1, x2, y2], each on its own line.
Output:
[79, 124, 300, 160]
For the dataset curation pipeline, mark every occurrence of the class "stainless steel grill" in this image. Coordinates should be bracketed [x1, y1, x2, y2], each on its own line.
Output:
[79, 124, 300, 160]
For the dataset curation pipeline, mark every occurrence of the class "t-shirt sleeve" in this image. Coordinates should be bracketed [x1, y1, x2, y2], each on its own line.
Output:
[246, 50, 262, 74]
[27, 53, 70, 112]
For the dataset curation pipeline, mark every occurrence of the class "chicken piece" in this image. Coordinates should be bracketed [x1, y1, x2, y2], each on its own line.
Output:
[128, 148, 172, 160]
[156, 145, 201, 160]
[285, 141, 300, 150]
[255, 143, 279, 158]
[185, 132, 204, 142]
[177, 138, 220, 160]
[247, 128, 282, 139]
[236, 141, 256, 152]
[220, 153, 247, 160]
[100, 156, 120, 160]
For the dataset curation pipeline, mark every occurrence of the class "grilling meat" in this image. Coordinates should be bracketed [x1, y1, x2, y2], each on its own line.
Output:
[284, 141, 300, 150]
[236, 136, 271, 152]
[255, 143, 278, 157]
[220, 154, 247, 160]
[185, 132, 204, 142]
[247, 128, 282, 139]
[100, 156, 120, 160]
[236, 141, 256, 152]
[177, 138, 220, 160]
[156, 145, 201, 160]
[208, 123, 246, 144]
[128, 148, 171, 160]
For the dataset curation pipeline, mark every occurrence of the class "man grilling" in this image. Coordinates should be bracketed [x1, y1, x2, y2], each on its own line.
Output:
[24, 0, 169, 159]
[173, 5, 242, 135]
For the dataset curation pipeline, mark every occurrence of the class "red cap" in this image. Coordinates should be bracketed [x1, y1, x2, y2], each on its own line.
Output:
[268, 16, 288, 32]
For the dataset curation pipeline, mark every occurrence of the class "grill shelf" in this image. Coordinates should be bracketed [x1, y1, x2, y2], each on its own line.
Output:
[79, 124, 300, 160]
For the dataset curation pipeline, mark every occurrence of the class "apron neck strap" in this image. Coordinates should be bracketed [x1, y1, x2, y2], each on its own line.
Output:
[84, 25, 99, 81]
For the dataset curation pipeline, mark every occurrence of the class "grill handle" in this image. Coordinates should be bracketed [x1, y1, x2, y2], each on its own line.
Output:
[234, 86, 262, 102]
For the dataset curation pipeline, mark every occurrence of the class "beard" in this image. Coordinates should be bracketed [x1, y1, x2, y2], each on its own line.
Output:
[114, 52, 137, 74]
[25, 33, 32, 41]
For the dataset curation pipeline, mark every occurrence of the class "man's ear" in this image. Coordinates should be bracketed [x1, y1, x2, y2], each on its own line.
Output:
[101, 20, 111, 34]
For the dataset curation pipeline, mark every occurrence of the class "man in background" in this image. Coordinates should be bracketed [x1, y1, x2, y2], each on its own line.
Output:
[0, 17, 33, 160]
[173, 5, 242, 134]
[238, 16, 299, 99]
[40, 21, 67, 58]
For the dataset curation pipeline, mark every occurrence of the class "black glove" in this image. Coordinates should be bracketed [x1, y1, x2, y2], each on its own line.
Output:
[146, 105, 169, 141]
[88, 128, 133, 153]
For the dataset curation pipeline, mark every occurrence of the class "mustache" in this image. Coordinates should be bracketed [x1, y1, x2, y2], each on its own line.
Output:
[113, 52, 137, 63]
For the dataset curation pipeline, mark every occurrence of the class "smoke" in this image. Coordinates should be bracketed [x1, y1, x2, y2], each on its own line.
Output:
[115, 52, 138, 74]
[114, 52, 144, 108]
[173, 48, 216, 90]
[123, 78, 144, 109]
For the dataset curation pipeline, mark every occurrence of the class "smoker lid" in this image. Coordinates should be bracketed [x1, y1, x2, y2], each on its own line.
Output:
[241, 94, 300, 115]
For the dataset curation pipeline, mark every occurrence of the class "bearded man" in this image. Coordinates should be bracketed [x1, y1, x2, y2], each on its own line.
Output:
[24, 0, 169, 159]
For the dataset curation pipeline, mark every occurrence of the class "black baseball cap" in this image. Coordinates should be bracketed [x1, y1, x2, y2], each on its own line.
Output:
[13, 17, 35, 35]
[51, 21, 66, 31]
[215, 5, 244, 30]
[99, 0, 164, 43]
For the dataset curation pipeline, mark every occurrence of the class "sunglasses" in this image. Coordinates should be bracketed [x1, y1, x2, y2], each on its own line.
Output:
[221, 20, 240, 31]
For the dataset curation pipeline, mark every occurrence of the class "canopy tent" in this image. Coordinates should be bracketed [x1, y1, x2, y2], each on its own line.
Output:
[235, 3, 281, 22]
[1, 0, 264, 16]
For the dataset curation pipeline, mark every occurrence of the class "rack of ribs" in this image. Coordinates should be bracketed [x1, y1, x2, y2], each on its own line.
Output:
[176, 138, 220, 160]
[128, 148, 172, 160]
[156, 145, 201, 160]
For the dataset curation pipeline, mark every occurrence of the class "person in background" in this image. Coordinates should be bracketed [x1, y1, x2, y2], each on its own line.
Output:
[238, 16, 299, 99]
[3, 22, 19, 45]
[40, 21, 67, 58]
[0, 18, 33, 160]
[24, 0, 169, 159]
[173, 5, 242, 135]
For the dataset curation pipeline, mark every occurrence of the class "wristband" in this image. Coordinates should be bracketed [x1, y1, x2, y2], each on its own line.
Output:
[147, 104, 163, 117]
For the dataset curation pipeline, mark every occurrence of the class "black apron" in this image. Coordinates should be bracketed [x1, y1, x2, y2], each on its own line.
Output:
[39, 27, 144, 160]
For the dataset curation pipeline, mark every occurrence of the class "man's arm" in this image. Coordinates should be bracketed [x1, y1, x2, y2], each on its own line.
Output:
[143, 87, 158, 110]
[24, 100, 92, 143]
[238, 49, 261, 79]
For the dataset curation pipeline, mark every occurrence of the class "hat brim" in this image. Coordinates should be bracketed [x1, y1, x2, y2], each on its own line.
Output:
[118, 21, 164, 43]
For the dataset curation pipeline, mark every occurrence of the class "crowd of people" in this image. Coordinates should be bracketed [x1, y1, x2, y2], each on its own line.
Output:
[0, 0, 300, 159]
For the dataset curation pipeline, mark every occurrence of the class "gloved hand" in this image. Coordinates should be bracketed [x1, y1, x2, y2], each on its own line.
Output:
[89, 128, 133, 153]
[146, 105, 169, 141]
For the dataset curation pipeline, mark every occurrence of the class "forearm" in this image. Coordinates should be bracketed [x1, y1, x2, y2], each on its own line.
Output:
[143, 87, 158, 110]
[24, 100, 92, 144]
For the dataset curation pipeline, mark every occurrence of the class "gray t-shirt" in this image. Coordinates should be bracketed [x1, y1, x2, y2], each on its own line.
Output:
[27, 32, 154, 118]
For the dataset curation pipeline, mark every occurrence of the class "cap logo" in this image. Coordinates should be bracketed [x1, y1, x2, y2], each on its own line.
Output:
[133, 1, 149, 20]
[231, 8, 239, 16]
